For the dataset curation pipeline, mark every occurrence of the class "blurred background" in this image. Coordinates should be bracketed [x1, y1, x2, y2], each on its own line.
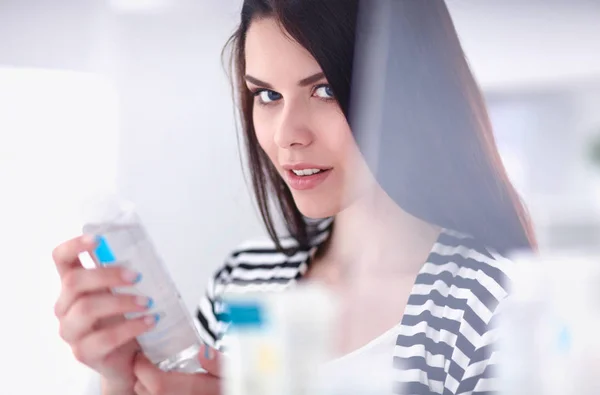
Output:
[1, 0, 599, 394]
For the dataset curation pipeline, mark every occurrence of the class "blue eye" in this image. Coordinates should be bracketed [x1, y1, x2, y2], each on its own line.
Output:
[314, 85, 335, 100]
[255, 90, 282, 104]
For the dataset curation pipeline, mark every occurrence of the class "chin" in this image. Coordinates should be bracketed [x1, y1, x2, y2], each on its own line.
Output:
[293, 196, 341, 220]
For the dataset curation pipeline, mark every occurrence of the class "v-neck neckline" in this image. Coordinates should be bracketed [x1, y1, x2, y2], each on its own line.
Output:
[290, 220, 447, 321]
[286, 221, 448, 363]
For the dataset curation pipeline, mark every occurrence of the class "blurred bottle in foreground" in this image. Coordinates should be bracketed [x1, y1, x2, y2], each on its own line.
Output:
[498, 201, 600, 394]
[220, 284, 337, 395]
[220, 280, 401, 395]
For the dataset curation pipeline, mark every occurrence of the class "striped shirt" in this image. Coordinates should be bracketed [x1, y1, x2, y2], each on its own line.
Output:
[195, 218, 513, 394]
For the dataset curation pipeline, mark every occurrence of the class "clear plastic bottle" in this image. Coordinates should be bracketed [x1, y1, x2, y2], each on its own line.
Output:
[81, 194, 205, 373]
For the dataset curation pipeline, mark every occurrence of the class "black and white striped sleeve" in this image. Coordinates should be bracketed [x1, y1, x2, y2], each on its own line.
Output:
[455, 301, 506, 394]
[455, 250, 513, 395]
[192, 236, 311, 350]
[194, 263, 229, 349]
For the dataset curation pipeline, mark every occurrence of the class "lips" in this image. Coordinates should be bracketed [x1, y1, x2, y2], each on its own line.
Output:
[290, 168, 325, 177]
[283, 166, 332, 191]
[283, 163, 332, 171]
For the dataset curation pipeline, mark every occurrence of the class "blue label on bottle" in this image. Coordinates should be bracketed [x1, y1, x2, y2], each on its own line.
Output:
[226, 301, 265, 329]
[95, 235, 116, 264]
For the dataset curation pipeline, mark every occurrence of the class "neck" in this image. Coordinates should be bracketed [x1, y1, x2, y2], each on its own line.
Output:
[321, 186, 440, 279]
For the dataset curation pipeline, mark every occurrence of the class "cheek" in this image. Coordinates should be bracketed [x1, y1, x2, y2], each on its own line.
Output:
[317, 111, 356, 166]
[253, 108, 277, 157]
[316, 110, 374, 192]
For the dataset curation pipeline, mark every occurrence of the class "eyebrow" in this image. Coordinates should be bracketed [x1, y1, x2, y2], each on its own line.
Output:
[244, 72, 326, 89]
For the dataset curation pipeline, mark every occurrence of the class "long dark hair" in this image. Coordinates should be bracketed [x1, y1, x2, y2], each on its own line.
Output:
[222, 0, 537, 256]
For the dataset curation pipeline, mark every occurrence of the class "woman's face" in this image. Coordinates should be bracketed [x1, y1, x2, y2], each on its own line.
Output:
[244, 17, 375, 219]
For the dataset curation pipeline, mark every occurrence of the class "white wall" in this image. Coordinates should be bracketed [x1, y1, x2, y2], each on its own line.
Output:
[447, 0, 600, 92]
[0, 67, 119, 395]
[487, 86, 600, 222]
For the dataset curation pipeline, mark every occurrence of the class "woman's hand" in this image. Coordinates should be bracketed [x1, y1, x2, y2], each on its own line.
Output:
[52, 235, 157, 390]
[133, 345, 223, 395]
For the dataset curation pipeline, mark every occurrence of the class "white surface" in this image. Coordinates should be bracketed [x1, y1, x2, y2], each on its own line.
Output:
[0, 68, 118, 394]
[109, 0, 175, 14]
[447, 0, 600, 92]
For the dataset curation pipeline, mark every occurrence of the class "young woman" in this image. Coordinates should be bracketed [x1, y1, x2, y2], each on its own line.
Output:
[51, 0, 536, 394]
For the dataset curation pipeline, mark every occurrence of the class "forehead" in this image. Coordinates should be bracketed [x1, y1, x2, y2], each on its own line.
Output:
[244, 17, 322, 80]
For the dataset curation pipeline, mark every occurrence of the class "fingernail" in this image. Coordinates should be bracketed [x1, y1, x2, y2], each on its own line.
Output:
[122, 269, 142, 283]
[82, 234, 96, 245]
[204, 345, 213, 360]
[136, 296, 153, 309]
[144, 313, 160, 326]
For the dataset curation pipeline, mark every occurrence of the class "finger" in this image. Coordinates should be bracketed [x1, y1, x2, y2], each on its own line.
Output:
[134, 353, 164, 392]
[71, 314, 158, 366]
[54, 266, 141, 317]
[135, 353, 221, 395]
[134, 380, 151, 395]
[59, 293, 154, 343]
[52, 235, 96, 277]
[198, 344, 222, 378]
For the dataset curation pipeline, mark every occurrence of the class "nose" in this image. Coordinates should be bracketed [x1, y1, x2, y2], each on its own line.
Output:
[274, 101, 314, 149]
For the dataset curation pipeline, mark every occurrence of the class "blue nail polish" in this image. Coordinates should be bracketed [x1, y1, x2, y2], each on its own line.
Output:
[95, 236, 116, 265]
[133, 273, 143, 284]
[146, 298, 154, 309]
[154, 313, 161, 323]
[204, 345, 211, 360]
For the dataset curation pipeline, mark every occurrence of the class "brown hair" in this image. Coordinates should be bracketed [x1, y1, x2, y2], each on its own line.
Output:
[222, 0, 537, 255]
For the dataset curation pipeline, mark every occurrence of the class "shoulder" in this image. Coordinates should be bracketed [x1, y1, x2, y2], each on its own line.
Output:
[210, 217, 334, 293]
[418, 231, 519, 395]
[429, 228, 516, 299]
[400, 229, 518, 384]
[422, 229, 517, 337]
